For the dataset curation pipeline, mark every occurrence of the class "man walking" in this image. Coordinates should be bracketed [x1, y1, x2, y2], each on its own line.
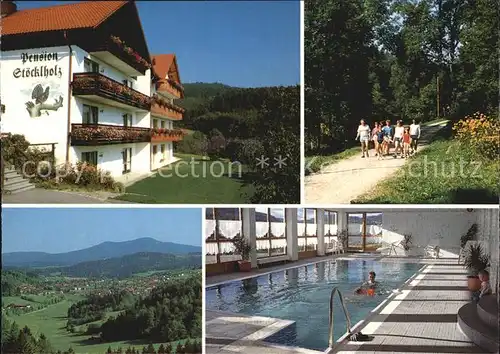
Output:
[355, 119, 371, 158]
[409, 119, 421, 155]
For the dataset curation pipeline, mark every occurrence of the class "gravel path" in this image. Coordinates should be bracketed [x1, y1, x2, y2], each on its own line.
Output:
[305, 124, 445, 204]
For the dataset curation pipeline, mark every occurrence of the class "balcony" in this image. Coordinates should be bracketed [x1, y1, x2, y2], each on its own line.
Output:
[151, 128, 184, 143]
[87, 35, 151, 76]
[150, 94, 184, 120]
[71, 123, 150, 146]
[156, 79, 184, 99]
[72, 73, 151, 111]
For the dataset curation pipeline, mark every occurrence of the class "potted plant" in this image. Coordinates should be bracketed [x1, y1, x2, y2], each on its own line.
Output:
[232, 234, 252, 272]
[463, 243, 490, 292]
[337, 229, 348, 251]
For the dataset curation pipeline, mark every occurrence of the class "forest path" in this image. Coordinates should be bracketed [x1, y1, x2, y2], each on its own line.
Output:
[304, 122, 447, 204]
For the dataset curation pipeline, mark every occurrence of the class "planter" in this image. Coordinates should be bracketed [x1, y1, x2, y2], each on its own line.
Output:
[467, 275, 481, 292]
[237, 260, 252, 272]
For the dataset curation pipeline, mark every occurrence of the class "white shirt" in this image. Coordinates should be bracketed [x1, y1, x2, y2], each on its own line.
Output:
[394, 126, 404, 138]
[410, 124, 421, 138]
[357, 125, 370, 139]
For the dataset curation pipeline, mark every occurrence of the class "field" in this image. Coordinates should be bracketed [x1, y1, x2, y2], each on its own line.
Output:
[5, 293, 197, 353]
[114, 153, 255, 203]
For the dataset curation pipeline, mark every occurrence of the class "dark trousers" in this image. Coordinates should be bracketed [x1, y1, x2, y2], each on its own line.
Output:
[410, 135, 419, 150]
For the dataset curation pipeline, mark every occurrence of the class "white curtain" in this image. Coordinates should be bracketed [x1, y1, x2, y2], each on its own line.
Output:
[218, 220, 241, 239]
[306, 223, 317, 236]
[205, 220, 215, 240]
[298, 223, 306, 237]
[308, 237, 318, 246]
[367, 225, 383, 236]
[257, 240, 270, 251]
[271, 239, 287, 248]
[298, 238, 306, 246]
[270, 222, 286, 237]
[219, 242, 236, 253]
[206, 243, 218, 255]
[325, 224, 338, 235]
[255, 222, 268, 238]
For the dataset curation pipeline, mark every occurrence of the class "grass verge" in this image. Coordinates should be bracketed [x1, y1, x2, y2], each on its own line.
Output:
[305, 147, 360, 175]
[351, 139, 499, 204]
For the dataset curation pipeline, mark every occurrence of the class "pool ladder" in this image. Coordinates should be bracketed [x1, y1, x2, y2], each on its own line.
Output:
[328, 287, 353, 348]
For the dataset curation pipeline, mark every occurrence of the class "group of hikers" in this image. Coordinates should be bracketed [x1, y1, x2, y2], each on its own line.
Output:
[355, 119, 422, 159]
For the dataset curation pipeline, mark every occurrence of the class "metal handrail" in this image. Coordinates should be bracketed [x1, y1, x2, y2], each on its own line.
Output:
[328, 287, 353, 348]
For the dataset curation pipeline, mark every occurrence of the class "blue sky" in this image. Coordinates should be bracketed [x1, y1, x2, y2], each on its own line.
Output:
[17, 1, 300, 87]
[2, 208, 202, 253]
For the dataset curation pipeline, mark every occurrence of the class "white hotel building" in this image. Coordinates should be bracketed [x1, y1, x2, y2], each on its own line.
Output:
[0, 1, 184, 183]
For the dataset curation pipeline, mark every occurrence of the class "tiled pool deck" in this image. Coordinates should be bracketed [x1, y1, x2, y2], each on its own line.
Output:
[206, 255, 485, 353]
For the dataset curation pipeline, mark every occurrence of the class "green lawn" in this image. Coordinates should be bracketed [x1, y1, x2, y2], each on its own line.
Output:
[352, 139, 499, 204]
[305, 147, 360, 175]
[113, 154, 254, 203]
[5, 295, 198, 353]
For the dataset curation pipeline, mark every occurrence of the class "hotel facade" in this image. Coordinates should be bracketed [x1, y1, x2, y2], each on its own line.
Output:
[0, 1, 184, 183]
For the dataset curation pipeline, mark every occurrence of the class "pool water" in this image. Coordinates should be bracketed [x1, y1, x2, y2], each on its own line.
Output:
[206, 259, 422, 350]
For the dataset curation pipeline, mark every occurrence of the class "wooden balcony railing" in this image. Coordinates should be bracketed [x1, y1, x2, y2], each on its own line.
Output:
[150, 94, 184, 120]
[151, 128, 184, 143]
[71, 124, 184, 145]
[72, 73, 152, 111]
[156, 79, 184, 99]
[71, 123, 151, 146]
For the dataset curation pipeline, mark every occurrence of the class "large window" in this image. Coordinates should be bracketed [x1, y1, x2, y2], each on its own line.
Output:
[81, 151, 97, 166]
[205, 208, 242, 264]
[324, 210, 338, 252]
[82, 104, 98, 125]
[255, 208, 286, 258]
[298, 208, 318, 252]
[347, 212, 383, 251]
[84, 58, 99, 73]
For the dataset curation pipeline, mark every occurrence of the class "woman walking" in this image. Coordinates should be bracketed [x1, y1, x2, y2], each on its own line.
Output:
[356, 119, 371, 158]
[371, 122, 380, 156]
[382, 120, 392, 156]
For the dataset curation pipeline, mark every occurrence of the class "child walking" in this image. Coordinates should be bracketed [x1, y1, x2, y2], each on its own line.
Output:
[402, 127, 411, 158]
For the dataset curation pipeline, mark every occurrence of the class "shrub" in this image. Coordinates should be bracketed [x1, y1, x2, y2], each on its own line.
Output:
[207, 129, 226, 160]
[453, 112, 500, 160]
[175, 131, 208, 156]
[1, 133, 55, 180]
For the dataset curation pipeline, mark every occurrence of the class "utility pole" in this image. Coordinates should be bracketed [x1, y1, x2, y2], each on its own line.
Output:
[437, 76, 440, 118]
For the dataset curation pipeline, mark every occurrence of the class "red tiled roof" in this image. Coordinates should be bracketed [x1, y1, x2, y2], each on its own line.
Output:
[152, 54, 175, 80]
[2, 1, 128, 36]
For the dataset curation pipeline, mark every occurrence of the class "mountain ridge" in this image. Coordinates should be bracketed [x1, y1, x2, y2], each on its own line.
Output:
[2, 237, 201, 268]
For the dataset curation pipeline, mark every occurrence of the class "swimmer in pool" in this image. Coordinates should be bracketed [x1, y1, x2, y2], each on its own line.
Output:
[355, 271, 378, 295]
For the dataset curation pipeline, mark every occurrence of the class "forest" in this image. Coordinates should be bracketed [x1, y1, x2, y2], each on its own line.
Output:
[2, 276, 202, 354]
[305, 0, 498, 154]
[175, 83, 300, 204]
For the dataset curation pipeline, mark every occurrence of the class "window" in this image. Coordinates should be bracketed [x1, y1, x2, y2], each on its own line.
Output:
[152, 119, 158, 128]
[84, 58, 99, 73]
[205, 208, 242, 264]
[160, 120, 165, 129]
[81, 151, 97, 166]
[347, 212, 383, 251]
[324, 210, 338, 252]
[297, 208, 318, 252]
[255, 208, 286, 258]
[160, 144, 165, 162]
[82, 104, 98, 124]
[123, 113, 132, 127]
[122, 79, 133, 89]
[122, 148, 132, 174]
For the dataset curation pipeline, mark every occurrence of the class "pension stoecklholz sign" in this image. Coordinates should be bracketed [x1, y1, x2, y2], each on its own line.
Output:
[13, 51, 63, 79]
